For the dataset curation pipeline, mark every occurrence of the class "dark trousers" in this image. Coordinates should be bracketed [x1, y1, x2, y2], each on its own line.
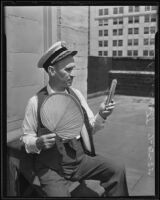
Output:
[35, 138, 129, 197]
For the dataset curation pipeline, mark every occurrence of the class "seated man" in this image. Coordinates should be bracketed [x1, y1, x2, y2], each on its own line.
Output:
[21, 41, 129, 197]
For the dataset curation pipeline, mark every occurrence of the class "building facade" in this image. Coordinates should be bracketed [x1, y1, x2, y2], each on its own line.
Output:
[89, 6, 158, 57]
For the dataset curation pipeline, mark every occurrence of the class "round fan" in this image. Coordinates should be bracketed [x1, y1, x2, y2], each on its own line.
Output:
[40, 93, 84, 140]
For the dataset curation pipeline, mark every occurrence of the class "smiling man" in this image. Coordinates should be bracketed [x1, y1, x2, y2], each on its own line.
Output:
[21, 41, 129, 197]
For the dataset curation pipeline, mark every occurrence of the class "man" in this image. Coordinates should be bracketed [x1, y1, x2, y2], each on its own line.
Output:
[21, 41, 129, 197]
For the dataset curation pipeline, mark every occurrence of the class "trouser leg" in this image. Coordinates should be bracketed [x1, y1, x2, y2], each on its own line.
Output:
[71, 154, 129, 196]
[36, 167, 71, 197]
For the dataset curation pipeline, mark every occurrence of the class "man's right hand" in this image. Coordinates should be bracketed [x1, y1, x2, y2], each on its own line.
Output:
[36, 133, 56, 151]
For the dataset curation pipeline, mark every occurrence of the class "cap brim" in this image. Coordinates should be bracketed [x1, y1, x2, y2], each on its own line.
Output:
[53, 50, 77, 65]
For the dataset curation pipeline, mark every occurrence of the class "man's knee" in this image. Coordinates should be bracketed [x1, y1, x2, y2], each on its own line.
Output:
[112, 160, 126, 178]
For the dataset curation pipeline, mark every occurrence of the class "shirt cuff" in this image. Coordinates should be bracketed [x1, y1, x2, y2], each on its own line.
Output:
[22, 136, 41, 154]
[95, 113, 106, 123]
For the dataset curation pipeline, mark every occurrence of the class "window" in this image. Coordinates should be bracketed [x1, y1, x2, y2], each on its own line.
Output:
[99, 30, 103, 36]
[150, 26, 156, 34]
[113, 18, 118, 25]
[128, 16, 133, 23]
[98, 51, 103, 56]
[128, 28, 133, 34]
[104, 19, 108, 26]
[118, 40, 123, 46]
[99, 19, 103, 26]
[104, 30, 108, 36]
[145, 6, 150, 11]
[127, 50, 132, 56]
[134, 39, 138, 45]
[99, 9, 103, 16]
[118, 51, 122, 56]
[118, 29, 123, 35]
[152, 6, 157, 10]
[144, 27, 149, 34]
[144, 15, 150, 23]
[119, 7, 123, 14]
[119, 18, 123, 24]
[113, 7, 118, 14]
[151, 14, 156, 22]
[134, 28, 139, 34]
[104, 51, 108, 56]
[99, 41, 103, 47]
[113, 51, 117, 56]
[143, 50, 148, 56]
[133, 50, 138, 56]
[104, 40, 108, 46]
[104, 8, 108, 15]
[129, 6, 133, 12]
[149, 50, 154, 56]
[134, 16, 139, 23]
[150, 38, 155, 45]
[113, 40, 117, 46]
[135, 6, 139, 12]
[113, 29, 117, 35]
[128, 39, 132, 46]
[144, 38, 149, 45]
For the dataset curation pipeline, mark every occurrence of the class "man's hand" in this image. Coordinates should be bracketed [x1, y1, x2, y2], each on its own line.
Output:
[99, 100, 115, 120]
[36, 133, 56, 151]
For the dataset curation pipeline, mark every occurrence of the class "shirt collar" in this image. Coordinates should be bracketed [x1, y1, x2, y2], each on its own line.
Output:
[47, 83, 68, 95]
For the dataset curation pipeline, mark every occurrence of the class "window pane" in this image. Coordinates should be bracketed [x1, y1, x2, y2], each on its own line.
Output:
[104, 51, 108, 56]
[150, 38, 155, 45]
[104, 40, 108, 46]
[128, 16, 133, 23]
[129, 6, 133, 12]
[113, 51, 117, 56]
[113, 40, 117, 46]
[104, 8, 108, 15]
[119, 29, 123, 35]
[119, 7, 123, 14]
[134, 16, 139, 23]
[133, 50, 138, 56]
[113, 29, 117, 35]
[150, 26, 156, 34]
[99, 9, 103, 16]
[119, 17, 123, 24]
[99, 51, 103, 56]
[118, 40, 123, 46]
[113, 18, 117, 24]
[113, 7, 118, 14]
[145, 6, 150, 11]
[99, 30, 103, 36]
[127, 50, 132, 56]
[144, 38, 149, 45]
[149, 50, 154, 56]
[135, 6, 139, 12]
[104, 30, 108, 36]
[144, 15, 150, 23]
[128, 39, 132, 46]
[128, 28, 133, 34]
[99, 41, 103, 47]
[104, 19, 108, 25]
[144, 27, 149, 34]
[143, 50, 148, 56]
[134, 28, 139, 34]
[118, 51, 122, 56]
[134, 39, 138, 45]
[99, 19, 103, 26]
[151, 14, 156, 22]
[152, 6, 157, 10]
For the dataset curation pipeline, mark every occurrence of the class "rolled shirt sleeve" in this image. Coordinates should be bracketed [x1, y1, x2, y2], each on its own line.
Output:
[21, 96, 41, 154]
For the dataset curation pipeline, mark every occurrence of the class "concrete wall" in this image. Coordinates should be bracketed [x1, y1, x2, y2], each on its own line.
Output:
[6, 6, 88, 142]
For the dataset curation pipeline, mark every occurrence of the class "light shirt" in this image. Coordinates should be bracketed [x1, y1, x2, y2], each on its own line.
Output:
[21, 84, 106, 154]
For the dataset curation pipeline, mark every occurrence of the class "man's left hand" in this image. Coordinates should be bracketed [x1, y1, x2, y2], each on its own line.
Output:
[99, 100, 115, 119]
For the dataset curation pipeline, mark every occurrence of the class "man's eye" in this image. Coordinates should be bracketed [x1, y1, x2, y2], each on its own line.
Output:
[66, 68, 72, 72]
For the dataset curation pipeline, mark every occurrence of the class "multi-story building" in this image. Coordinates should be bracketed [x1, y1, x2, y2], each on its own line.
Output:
[89, 6, 158, 57]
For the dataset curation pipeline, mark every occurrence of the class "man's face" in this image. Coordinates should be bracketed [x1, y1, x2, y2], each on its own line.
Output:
[52, 55, 76, 88]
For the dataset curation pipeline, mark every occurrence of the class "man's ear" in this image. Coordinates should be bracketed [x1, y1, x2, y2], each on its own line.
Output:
[48, 66, 55, 76]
